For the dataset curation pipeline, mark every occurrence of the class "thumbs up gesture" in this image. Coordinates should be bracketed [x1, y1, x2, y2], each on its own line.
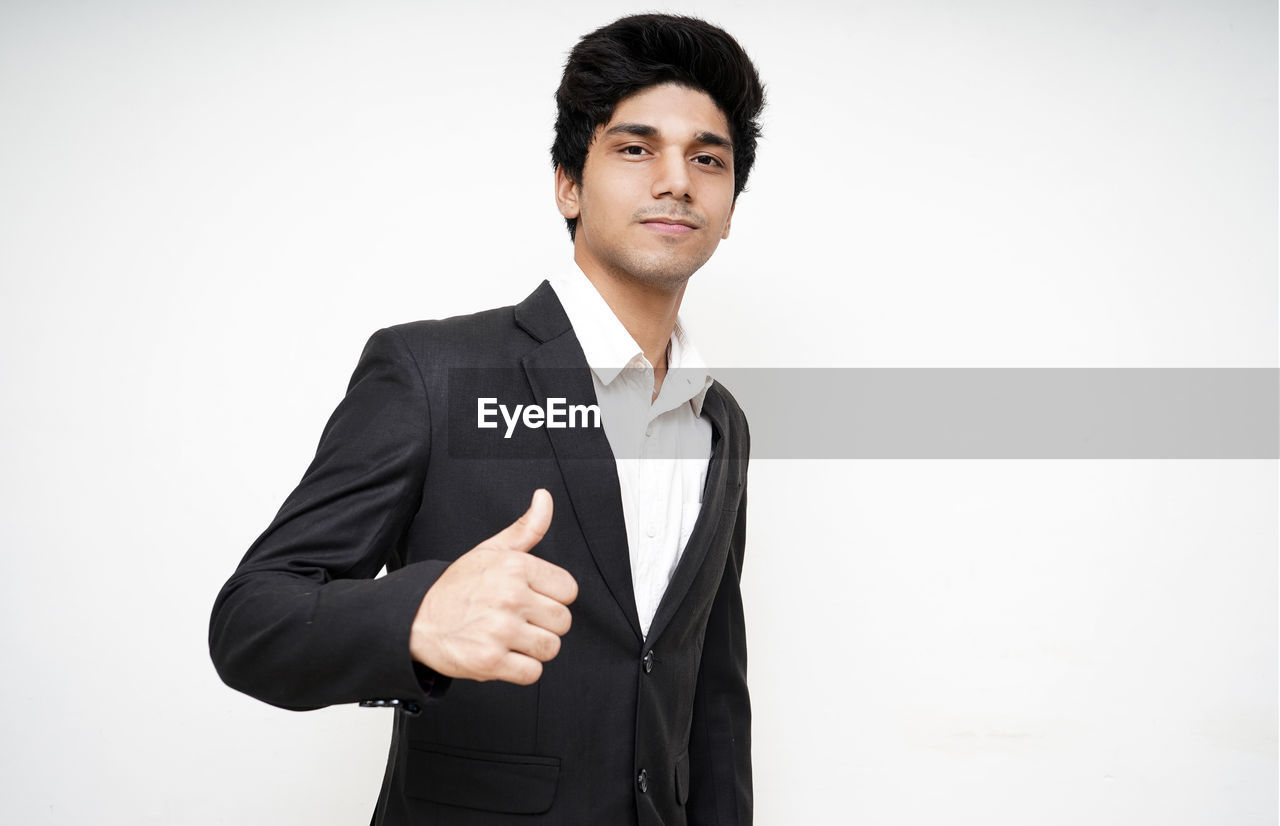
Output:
[410, 490, 579, 685]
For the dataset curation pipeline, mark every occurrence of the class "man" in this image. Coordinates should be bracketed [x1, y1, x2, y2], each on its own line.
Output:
[210, 13, 764, 825]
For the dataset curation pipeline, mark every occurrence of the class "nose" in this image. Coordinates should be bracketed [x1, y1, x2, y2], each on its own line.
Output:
[651, 151, 693, 202]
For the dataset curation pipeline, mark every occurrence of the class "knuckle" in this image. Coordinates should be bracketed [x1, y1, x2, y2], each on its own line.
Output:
[490, 614, 519, 641]
[475, 646, 504, 672]
[542, 605, 569, 636]
[493, 587, 520, 612]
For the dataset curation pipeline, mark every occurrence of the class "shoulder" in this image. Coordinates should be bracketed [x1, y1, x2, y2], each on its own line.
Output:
[708, 379, 749, 428]
[369, 281, 569, 368]
[387, 304, 521, 352]
[371, 304, 538, 368]
[706, 379, 752, 462]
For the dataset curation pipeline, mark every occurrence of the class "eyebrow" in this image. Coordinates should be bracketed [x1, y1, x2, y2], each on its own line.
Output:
[603, 122, 733, 151]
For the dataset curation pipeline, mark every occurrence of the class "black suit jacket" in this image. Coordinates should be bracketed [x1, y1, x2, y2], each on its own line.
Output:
[209, 281, 751, 825]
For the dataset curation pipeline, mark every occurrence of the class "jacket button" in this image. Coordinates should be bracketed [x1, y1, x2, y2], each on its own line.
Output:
[642, 650, 655, 673]
[637, 769, 649, 794]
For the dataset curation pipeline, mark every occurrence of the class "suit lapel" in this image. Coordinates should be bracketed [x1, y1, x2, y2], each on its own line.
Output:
[644, 384, 732, 644]
[516, 283, 644, 644]
[514, 281, 738, 648]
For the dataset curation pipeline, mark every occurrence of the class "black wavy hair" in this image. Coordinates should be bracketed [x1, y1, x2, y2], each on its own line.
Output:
[552, 14, 766, 240]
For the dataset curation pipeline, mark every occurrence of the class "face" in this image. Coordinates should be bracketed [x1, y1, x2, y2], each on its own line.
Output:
[555, 82, 737, 293]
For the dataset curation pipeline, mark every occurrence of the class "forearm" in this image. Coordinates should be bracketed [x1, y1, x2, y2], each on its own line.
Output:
[210, 561, 448, 710]
[208, 327, 439, 710]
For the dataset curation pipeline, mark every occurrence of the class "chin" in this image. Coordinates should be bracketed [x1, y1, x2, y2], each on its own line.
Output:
[617, 251, 713, 290]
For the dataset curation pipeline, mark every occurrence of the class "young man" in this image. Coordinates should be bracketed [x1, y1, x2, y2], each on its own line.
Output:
[210, 14, 764, 825]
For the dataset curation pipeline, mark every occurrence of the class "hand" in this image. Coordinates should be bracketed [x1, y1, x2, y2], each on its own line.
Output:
[410, 489, 578, 685]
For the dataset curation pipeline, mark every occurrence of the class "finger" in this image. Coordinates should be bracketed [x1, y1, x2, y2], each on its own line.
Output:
[485, 489, 553, 553]
[521, 591, 574, 637]
[507, 622, 564, 663]
[492, 651, 544, 686]
[524, 556, 579, 605]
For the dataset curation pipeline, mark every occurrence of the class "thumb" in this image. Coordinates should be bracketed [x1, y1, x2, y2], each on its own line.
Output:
[491, 489, 553, 553]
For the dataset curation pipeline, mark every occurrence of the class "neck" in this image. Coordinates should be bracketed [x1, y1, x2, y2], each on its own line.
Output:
[573, 256, 685, 372]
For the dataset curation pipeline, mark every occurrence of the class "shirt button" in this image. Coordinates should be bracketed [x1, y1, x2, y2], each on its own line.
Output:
[637, 769, 649, 794]
[646, 524, 657, 538]
[645, 425, 653, 437]
[642, 650, 655, 673]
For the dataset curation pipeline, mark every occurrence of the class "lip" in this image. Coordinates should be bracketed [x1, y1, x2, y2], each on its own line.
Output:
[640, 217, 698, 235]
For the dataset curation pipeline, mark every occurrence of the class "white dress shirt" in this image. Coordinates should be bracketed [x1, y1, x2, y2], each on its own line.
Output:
[548, 267, 714, 637]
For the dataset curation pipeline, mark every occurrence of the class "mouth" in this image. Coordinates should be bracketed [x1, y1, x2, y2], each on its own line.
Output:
[640, 216, 699, 235]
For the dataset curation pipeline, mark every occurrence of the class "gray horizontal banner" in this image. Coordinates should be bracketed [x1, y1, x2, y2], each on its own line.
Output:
[445, 368, 1278, 459]
[723, 368, 1278, 459]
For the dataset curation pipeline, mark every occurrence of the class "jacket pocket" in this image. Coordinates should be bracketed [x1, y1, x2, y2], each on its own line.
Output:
[405, 742, 560, 814]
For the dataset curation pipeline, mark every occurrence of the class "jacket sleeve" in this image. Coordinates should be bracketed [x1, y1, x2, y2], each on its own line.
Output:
[209, 327, 448, 711]
[686, 478, 752, 824]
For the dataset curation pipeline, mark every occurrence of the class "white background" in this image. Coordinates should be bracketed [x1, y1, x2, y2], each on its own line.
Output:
[1, 1, 1275, 824]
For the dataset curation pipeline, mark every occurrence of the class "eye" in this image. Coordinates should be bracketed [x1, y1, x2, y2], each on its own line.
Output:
[692, 154, 725, 168]
[621, 145, 650, 157]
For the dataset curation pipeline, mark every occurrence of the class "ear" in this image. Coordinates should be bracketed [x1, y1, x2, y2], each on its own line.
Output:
[720, 199, 736, 240]
[554, 165, 581, 220]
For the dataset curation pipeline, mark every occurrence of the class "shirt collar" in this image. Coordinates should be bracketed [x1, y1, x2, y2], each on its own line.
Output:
[548, 265, 714, 416]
